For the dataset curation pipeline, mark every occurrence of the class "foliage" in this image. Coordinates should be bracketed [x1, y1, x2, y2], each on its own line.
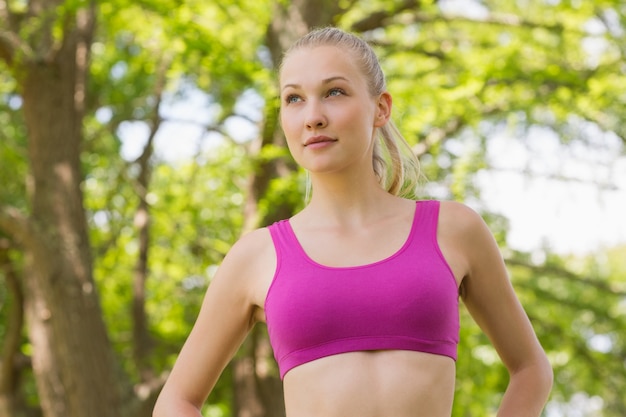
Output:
[0, 73, 27, 211]
[516, 248, 626, 414]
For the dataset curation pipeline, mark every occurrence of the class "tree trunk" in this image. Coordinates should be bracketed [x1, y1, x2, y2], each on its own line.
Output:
[0, 242, 40, 417]
[128, 74, 167, 417]
[14, 4, 123, 417]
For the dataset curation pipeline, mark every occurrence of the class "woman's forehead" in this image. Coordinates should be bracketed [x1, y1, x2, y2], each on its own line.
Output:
[280, 45, 361, 86]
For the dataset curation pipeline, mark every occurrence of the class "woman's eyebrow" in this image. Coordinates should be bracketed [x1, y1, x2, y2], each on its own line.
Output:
[322, 76, 349, 84]
[281, 76, 350, 91]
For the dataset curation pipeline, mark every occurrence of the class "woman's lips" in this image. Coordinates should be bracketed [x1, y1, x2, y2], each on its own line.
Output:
[304, 135, 337, 147]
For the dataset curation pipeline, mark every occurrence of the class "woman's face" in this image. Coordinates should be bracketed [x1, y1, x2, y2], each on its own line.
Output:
[279, 45, 390, 175]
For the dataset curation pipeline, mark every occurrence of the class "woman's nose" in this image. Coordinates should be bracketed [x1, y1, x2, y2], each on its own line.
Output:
[305, 102, 327, 129]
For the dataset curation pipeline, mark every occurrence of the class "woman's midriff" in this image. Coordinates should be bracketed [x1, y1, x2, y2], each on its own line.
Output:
[282, 350, 456, 417]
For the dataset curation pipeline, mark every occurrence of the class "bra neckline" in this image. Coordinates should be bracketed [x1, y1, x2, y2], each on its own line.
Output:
[283, 201, 423, 270]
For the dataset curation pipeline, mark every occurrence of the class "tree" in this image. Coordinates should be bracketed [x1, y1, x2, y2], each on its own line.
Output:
[0, 0, 125, 416]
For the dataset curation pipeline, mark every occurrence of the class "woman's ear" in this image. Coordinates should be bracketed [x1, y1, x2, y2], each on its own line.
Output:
[374, 92, 392, 127]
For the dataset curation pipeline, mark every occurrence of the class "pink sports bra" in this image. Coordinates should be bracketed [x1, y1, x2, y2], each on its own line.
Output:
[265, 200, 459, 379]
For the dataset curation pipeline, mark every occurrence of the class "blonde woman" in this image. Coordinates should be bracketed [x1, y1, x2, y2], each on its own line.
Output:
[153, 27, 553, 417]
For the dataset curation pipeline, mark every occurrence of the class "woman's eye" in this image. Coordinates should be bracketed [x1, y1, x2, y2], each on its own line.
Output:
[285, 95, 301, 104]
[328, 88, 345, 97]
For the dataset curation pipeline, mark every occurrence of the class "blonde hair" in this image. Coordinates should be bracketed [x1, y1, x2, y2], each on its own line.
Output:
[281, 27, 422, 198]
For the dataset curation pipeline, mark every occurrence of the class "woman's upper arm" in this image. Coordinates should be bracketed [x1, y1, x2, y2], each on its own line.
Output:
[441, 202, 546, 372]
[154, 228, 275, 415]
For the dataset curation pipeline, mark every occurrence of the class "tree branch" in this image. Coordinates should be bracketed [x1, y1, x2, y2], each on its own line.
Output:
[0, 0, 36, 65]
[0, 30, 34, 66]
[507, 258, 626, 296]
[487, 166, 620, 191]
[0, 206, 36, 250]
[350, 0, 422, 33]
[407, 10, 573, 35]
[350, 2, 570, 35]
[0, 0, 14, 63]
[414, 115, 465, 157]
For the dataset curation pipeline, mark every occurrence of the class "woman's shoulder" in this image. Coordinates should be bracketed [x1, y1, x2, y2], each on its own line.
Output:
[215, 226, 277, 312]
[437, 200, 485, 230]
[436, 200, 496, 252]
[224, 226, 275, 267]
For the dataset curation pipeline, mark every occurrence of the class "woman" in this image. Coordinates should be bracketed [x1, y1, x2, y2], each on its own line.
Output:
[153, 27, 553, 417]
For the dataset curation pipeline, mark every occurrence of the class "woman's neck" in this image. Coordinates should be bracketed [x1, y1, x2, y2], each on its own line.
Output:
[301, 172, 401, 227]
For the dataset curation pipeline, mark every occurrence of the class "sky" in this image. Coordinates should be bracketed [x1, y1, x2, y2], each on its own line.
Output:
[477, 126, 626, 255]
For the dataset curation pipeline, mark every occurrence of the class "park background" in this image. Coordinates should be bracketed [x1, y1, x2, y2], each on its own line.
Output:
[1, 0, 625, 416]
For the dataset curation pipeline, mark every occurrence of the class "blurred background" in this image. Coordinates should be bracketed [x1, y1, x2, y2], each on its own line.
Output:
[0, 0, 625, 416]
